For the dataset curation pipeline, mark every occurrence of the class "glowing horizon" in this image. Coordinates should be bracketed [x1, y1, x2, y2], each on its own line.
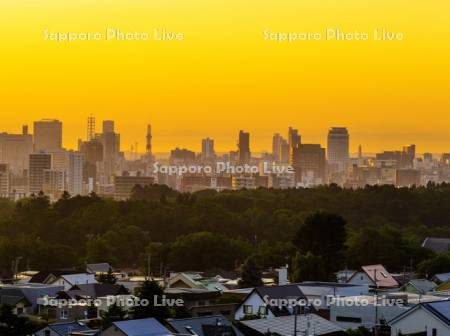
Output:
[1, 0, 449, 153]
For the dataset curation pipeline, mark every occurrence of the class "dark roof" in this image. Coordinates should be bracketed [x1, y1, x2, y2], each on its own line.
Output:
[86, 263, 113, 273]
[29, 270, 81, 283]
[422, 237, 450, 253]
[0, 285, 62, 308]
[0, 295, 31, 307]
[239, 314, 345, 336]
[300, 281, 363, 288]
[58, 283, 128, 299]
[167, 315, 243, 336]
[48, 321, 96, 336]
[164, 288, 222, 301]
[405, 279, 437, 294]
[111, 318, 172, 336]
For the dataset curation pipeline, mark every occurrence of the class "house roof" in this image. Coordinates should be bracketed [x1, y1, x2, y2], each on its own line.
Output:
[86, 263, 113, 273]
[167, 315, 243, 336]
[0, 294, 31, 307]
[350, 265, 399, 288]
[239, 314, 344, 336]
[0, 284, 63, 308]
[389, 299, 450, 327]
[164, 287, 222, 301]
[405, 279, 437, 294]
[67, 283, 128, 298]
[433, 273, 450, 283]
[47, 321, 96, 336]
[29, 270, 81, 284]
[111, 318, 172, 336]
[56, 273, 98, 286]
[422, 237, 450, 254]
[436, 280, 450, 291]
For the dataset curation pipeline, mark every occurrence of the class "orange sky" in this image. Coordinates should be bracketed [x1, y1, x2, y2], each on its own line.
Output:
[0, 0, 449, 153]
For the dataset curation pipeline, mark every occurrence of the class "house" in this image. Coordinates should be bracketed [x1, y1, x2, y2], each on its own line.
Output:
[330, 293, 444, 331]
[234, 284, 309, 320]
[238, 314, 346, 336]
[0, 283, 63, 315]
[401, 279, 437, 295]
[48, 273, 98, 291]
[39, 283, 130, 322]
[35, 321, 98, 336]
[347, 264, 399, 289]
[164, 287, 238, 319]
[167, 273, 228, 291]
[29, 270, 82, 284]
[422, 237, 450, 254]
[432, 273, 450, 285]
[102, 318, 173, 336]
[389, 300, 450, 336]
[298, 282, 369, 318]
[167, 315, 243, 336]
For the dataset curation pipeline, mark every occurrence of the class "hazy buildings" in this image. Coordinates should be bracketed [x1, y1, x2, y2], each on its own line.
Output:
[79, 138, 103, 190]
[238, 130, 250, 163]
[288, 127, 301, 163]
[100, 120, 120, 182]
[292, 144, 326, 185]
[33, 119, 63, 152]
[170, 148, 196, 164]
[114, 173, 154, 200]
[0, 164, 10, 197]
[201, 138, 215, 161]
[0, 127, 33, 174]
[66, 150, 83, 196]
[29, 153, 52, 194]
[327, 127, 350, 173]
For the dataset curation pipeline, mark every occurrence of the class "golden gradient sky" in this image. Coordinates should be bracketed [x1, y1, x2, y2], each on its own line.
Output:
[0, 0, 449, 153]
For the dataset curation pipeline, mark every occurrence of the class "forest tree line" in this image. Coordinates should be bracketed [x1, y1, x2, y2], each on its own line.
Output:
[1, 183, 450, 279]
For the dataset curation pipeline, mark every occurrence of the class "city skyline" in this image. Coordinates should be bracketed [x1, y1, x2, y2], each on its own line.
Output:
[1, 116, 449, 156]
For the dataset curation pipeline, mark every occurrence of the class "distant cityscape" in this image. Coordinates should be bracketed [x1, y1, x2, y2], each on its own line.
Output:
[0, 117, 449, 201]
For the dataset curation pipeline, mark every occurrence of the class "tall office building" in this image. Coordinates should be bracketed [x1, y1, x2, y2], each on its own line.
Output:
[327, 127, 350, 173]
[292, 144, 326, 184]
[66, 150, 83, 196]
[279, 138, 290, 163]
[0, 126, 33, 174]
[29, 153, 52, 194]
[33, 119, 63, 152]
[238, 130, 251, 163]
[288, 127, 301, 163]
[201, 138, 215, 161]
[87, 115, 96, 141]
[100, 120, 120, 182]
[0, 164, 10, 197]
[272, 133, 282, 160]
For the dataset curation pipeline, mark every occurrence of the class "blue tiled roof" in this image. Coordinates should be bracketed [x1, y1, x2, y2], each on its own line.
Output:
[49, 321, 94, 336]
[112, 318, 172, 336]
[423, 300, 450, 326]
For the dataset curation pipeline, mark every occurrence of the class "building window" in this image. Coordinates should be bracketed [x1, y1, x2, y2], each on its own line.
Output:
[258, 306, 268, 316]
[432, 328, 437, 336]
[16, 307, 24, 315]
[243, 305, 253, 315]
[60, 310, 69, 320]
[336, 316, 362, 323]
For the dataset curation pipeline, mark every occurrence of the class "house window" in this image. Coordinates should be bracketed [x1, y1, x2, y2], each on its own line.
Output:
[243, 305, 253, 315]
[60, 310, 69, 320]
[17, 307, 24, 315]
[336, 316, 362, 323]
[258, 306, 268, 316]
[432, 328, 437, 336]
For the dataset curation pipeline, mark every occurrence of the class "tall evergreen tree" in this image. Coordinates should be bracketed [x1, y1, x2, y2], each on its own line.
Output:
[239, 256, 263, 288]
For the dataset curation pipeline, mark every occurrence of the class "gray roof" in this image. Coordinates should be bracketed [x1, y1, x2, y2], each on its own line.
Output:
[239, 314, 344, 336]
[86, 263, 113, 273]
[406, 279, 437, 294]
[422, 237, 450, 253]
[0, 284, 63, 309]
[432, 273, 450, 283]
[48, 321, 96, 336]
[112, 318, 172, 336]
[167, 315, 243, 336]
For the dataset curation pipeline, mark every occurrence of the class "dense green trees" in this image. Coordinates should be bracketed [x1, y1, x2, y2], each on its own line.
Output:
[0, 184, 449, 277]
[239, 256, 263, 288]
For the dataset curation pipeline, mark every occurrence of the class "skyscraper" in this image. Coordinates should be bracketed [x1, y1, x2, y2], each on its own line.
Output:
[33, 119, 63, 152]
[272, 133, 282, 160]
[327, 127, 350, 173]
[201, 138, 215, 161]
[100, 120, 120, 182]
[0, 126, 33, 174]
[288, 127, 301, 164]
[66, 150, 83, 196]
[292, 144, 326, 184]
[238, 130, 250, 163]
[87, 115, 95, 141]
[29, 153, 52, 194]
